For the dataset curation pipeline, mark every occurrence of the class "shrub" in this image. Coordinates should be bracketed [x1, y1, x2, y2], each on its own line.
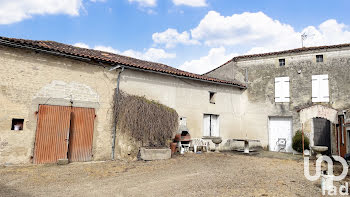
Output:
[292, 130, 310, 152]
[115, 91, 178, 147]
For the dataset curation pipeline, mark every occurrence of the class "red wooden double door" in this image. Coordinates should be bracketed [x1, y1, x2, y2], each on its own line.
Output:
[33, 105, 95, 164]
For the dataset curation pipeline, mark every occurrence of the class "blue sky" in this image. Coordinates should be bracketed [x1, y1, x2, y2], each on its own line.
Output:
[1, 0, 350, 74]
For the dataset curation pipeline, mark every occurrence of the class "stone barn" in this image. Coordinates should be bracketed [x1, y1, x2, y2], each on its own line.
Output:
[0, 36, 245, 165]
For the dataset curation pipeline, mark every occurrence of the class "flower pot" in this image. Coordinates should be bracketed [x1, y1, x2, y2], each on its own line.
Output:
[170, 142, 177, 154]
[174, 134, 181, 142]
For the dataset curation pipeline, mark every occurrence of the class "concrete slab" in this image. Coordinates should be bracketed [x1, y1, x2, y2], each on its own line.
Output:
[140, 147, 171, 161]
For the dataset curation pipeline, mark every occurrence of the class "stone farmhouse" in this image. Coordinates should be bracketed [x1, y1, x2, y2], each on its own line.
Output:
[0, 36, 245, 165]
[1, 36, 350, 165]
[206, 44, 350, 157]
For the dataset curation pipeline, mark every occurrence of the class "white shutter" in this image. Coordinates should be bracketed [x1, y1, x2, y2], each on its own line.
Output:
[320, 74, 329, 102]
[211, 115, 220, 137]
[275, 77, 289, 102]
[215, 116, 220, 137]
[203, 115, 210, 136]
[312, 75, 320, 102]
[282, 77, 290, 102]
[312, 74, 329, 102]
[275, 77, 283, 102]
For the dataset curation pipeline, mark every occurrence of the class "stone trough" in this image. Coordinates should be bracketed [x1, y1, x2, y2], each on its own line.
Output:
[140, 147, 171, 161]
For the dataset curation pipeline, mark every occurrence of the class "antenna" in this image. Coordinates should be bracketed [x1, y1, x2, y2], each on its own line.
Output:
[301, 33, 308, 48]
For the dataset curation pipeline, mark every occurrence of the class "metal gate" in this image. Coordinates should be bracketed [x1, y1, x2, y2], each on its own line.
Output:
[33, 105, 95, 164]
[33, 105, 71, 164]
[313, 118, 331, 155]
[68, 107, 95, 162]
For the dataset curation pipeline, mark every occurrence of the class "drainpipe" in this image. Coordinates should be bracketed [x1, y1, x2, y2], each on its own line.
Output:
[111, 66, 125, 160]
[245, 68, 248, 87]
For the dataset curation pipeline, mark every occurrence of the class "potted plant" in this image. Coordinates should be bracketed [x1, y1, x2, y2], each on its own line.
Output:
[170, 141, 178, 155]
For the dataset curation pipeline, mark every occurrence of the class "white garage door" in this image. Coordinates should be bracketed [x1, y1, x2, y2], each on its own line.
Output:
[269, 117, 292, 152]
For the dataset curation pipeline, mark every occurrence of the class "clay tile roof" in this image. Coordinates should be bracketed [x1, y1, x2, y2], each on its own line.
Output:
[0, 36, 245, 88]
[204, 43, 350, 75]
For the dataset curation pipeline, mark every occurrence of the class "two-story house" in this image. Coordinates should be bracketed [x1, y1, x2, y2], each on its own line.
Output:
[205, 44, 350, 156]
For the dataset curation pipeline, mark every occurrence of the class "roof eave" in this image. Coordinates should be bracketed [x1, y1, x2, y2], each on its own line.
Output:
[0, 38, 246, 89]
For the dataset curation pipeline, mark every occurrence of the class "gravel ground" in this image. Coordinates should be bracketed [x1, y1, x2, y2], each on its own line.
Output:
[0, 151, 326, 197]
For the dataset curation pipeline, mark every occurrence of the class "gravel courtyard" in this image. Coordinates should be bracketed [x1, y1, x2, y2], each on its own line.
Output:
[0, 152, 324, 197]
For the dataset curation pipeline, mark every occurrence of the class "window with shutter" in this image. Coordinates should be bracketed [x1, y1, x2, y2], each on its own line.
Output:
[275, 77, 282, 102]
[312, 75, 320, 102]
[282, 77, 290, 102]
[320, 75, 329, 102]
[203, 114, 219, 137]
[203, 115, 210, 136]
[211, 115, 220, 137]
[275, 77, 290, 103]
[312, 74, 329, 102]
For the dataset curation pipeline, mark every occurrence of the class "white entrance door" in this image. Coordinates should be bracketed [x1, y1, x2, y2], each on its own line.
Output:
[269, 117, 292, 152]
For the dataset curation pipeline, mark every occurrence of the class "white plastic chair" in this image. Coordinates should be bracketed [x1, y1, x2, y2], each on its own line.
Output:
[191, 138, 209, 153]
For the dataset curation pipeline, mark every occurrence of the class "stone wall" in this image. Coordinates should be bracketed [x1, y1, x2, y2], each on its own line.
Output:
[114, 68, 245, 157]
[0, 45, 116, 165]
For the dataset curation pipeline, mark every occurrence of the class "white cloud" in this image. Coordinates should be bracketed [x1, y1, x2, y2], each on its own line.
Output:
[191, 11, 300, 51]
[301, 19, 350, 48]
[0, 0, 84, 25]
[177, 11, 350, 74]
[80, 11, 350, 75]
[94, 45, 120, 54]
[179, 47, 237, 74]
[187, 11, 350, 55]
[128, 0, 157, 7]
[73, 43, 175, 62]
[73, 42, 90, 49]
[146, 9, 157, 15]
[122, 48, 176, 61]
[172, 0, 207, 7]
[243, 19, 350, 54]
[152, 28, 200, 48]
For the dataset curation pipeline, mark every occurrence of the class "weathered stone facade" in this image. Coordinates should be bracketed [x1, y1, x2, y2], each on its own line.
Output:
[0, 44, 244, 164]
[206, 47, 350, 152]
[0, 45, 116, 165]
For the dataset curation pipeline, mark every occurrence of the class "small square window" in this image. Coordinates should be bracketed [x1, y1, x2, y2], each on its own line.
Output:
[11, 119, 24, 130]
[279, 59, 285, 66]
[316, 55, 323, 63]
[209, 92, 216, 104]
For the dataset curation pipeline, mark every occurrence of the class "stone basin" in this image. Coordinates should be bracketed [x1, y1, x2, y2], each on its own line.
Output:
[311, 146, 328, 153]
[212, 137, 223, 145]
[311, 146, 328, 158]
[211, 137, 222, 152]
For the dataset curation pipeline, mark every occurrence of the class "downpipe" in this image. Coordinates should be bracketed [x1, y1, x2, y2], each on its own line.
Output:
[111, 66, 125, 160]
